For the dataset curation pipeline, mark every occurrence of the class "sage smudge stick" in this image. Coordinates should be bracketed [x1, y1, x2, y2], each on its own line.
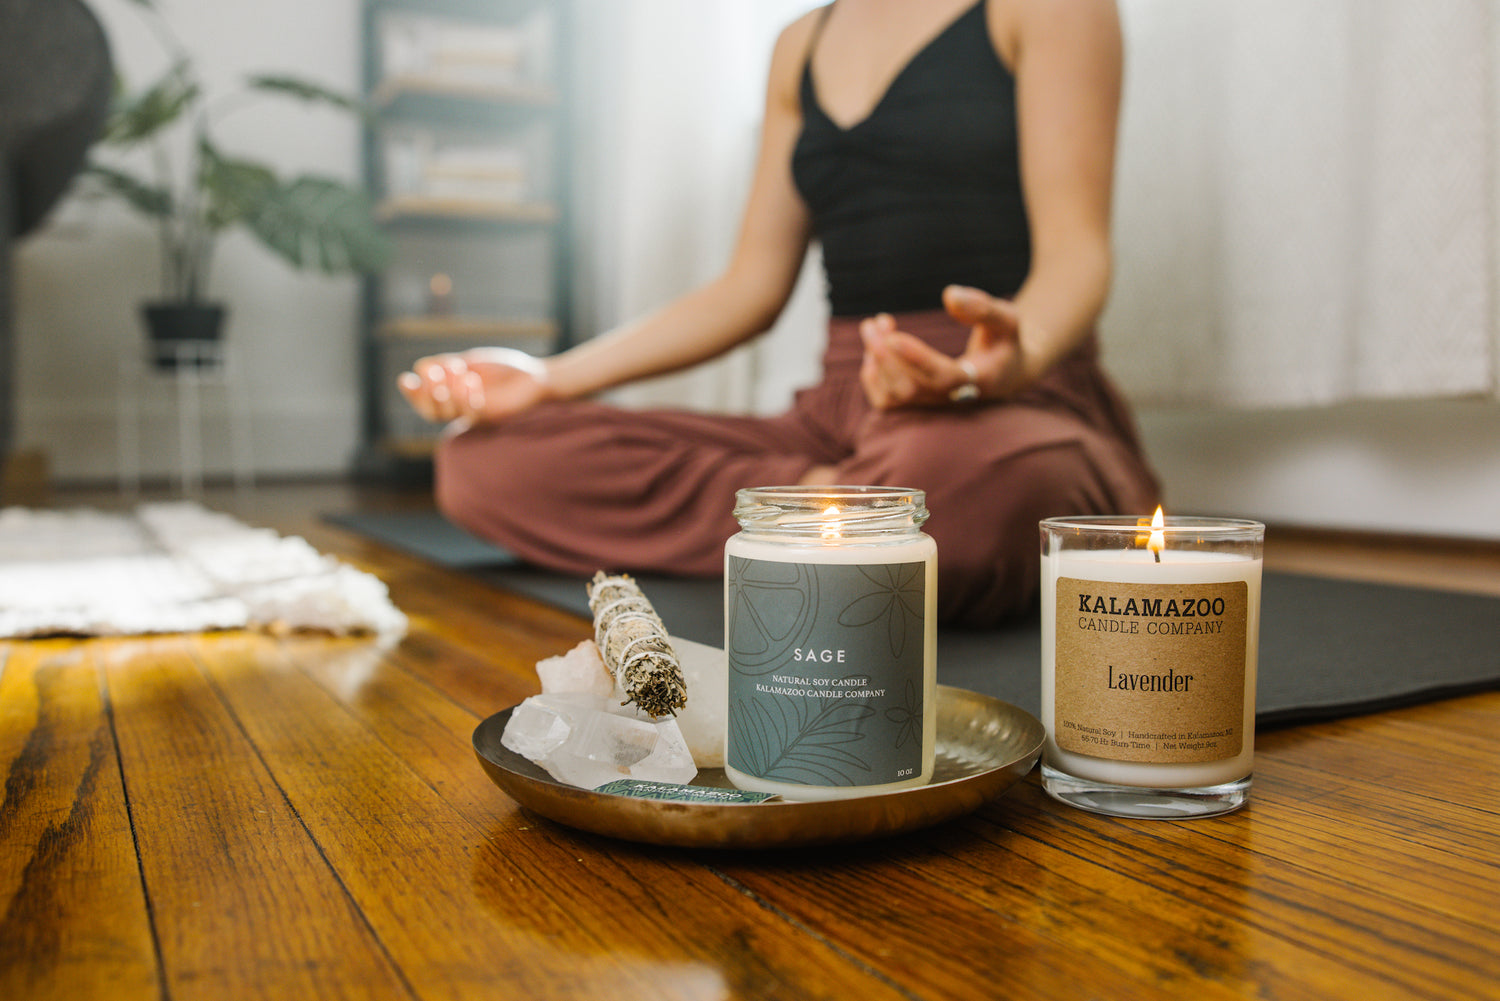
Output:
[586, 571, 687, 718]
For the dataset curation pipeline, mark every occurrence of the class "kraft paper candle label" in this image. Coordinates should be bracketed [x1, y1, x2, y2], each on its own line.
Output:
[725, 556, 926, 786]
[1054, 577, 1247, 764]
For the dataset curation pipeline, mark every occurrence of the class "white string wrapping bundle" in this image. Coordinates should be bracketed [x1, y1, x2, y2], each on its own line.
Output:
[586, 571, 687, 718]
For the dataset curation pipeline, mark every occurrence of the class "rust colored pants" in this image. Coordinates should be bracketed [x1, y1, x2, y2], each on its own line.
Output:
[435, 311, 1160, 626]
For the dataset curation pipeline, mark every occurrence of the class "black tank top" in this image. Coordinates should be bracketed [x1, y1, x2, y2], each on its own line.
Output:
[792, 0, 1030, 317]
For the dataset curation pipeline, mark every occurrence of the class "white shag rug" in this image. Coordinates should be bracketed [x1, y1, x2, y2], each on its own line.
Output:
[0, 501, 407, 640]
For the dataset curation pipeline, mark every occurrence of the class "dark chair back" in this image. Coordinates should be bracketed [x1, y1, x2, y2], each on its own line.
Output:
[0, 0, 114, 463]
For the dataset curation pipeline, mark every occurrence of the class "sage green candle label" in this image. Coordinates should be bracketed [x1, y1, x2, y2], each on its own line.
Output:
[726, 556, 926, 786]
[1055, 577, 1247, 763]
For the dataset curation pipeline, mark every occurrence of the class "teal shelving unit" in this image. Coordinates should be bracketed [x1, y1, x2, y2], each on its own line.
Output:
[356, 0, 572, 476]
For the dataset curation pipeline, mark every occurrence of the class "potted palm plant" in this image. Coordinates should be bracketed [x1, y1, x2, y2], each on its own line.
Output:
[85, 0, 390, 368]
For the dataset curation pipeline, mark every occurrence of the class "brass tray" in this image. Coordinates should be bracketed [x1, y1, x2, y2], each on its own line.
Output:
[472, 685, 1043, 849]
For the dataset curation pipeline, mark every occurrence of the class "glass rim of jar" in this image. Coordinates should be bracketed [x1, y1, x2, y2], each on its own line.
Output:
[1041, 514, 1265, 541]
[734, 485, 929, 535]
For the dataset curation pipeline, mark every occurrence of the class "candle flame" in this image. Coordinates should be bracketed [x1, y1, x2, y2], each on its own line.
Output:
[821, 504, 841, 540]
[1147, 506, 1165, 561]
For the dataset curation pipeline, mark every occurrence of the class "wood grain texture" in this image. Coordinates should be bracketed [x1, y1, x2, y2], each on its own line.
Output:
[102, 636, 410, 1000]
[0, 642, 158, 1001]
[2, 482, 1497, 1000]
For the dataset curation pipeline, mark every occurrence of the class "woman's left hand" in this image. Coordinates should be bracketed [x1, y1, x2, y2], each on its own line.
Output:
[858, 285, 1031, 410]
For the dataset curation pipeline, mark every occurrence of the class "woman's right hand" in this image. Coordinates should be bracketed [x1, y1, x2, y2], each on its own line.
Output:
[396, 347, 552, 428]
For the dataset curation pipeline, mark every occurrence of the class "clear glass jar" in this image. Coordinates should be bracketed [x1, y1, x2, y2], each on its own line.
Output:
[723, 486, 937, 801]
[1040, 515, 1264, 818]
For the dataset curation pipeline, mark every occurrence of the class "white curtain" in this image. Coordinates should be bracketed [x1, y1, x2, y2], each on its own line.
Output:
[568, 0, 826, 415]
[569, 2, 1500, 414]
[1102, 0, 1497, 409]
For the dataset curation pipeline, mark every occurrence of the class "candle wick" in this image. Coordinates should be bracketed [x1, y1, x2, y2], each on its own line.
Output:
[1153, 549, 1162, 564]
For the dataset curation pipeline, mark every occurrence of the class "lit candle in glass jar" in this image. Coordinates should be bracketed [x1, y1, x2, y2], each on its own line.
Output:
[724, 486, 938, 801]
[1040, 510, 1263, 818]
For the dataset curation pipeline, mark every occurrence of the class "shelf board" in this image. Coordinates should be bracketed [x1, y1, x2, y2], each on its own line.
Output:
[378, 315, 557, 343]
[368, 0, 549, 23]
[381, 435, 439, 460]
[373, 74, 557, 110]
[375, 195, 557, 225]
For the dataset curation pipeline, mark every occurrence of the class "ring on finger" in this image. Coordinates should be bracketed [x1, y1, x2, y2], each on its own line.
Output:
[948, 358, 981, 403]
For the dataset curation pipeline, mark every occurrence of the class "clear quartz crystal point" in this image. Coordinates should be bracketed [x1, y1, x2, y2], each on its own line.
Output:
[502, 693, 697, 790]
[500, 693, 603, 761]
[535, 640, 615, 697]
[670, 636, 727, 767]
[545, 708, 697, 790]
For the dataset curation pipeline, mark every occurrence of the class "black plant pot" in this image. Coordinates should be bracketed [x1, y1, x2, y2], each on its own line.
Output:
[140, 301, 227, 370]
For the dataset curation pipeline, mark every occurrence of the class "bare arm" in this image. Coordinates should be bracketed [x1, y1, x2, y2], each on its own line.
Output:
[1003, 0, 1121, 379]
[546, 17, 816, 399]
[859, 0, 1123, 407]
[402, 14, 819, 425]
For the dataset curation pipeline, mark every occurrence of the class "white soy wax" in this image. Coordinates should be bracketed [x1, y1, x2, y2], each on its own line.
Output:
[1040, 515, 1263, 819]
[724, 486, 938, 801]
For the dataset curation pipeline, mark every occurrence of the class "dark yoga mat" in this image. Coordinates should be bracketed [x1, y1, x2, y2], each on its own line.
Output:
[326, 509, 1500, 727]
[325, 509, 520, 568]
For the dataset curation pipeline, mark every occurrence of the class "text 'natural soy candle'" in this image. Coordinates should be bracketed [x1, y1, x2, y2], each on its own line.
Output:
[724, 486, 937, 801]
[1040, 510, 1264, 818]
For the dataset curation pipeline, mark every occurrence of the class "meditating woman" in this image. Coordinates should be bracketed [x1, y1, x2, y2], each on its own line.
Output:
[397, 0, 1160, 627]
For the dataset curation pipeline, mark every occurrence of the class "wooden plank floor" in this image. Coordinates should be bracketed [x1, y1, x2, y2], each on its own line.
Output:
[3, 479, 1497, 1001]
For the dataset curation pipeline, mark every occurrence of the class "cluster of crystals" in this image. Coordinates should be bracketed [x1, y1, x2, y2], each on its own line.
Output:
[502, 640, 697, 789]
[502, 691, 697, 790]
